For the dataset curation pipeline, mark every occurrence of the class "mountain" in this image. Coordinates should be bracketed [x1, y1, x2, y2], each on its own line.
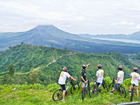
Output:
[0, 25, 140, 54]
[0, 25, 81, 50]
[0, 44, 137, 85]
[129, 31, 140, 40]
[84, 31, 140, 41]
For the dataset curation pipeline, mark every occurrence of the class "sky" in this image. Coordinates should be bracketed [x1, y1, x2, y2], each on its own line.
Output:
[0, 0, 140, 35]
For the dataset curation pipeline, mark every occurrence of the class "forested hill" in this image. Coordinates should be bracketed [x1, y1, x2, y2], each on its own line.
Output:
[0, 44, 137, 85]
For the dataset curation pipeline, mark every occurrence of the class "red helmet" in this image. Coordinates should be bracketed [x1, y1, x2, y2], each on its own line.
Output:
[118, 65, 122, 70]
[98, 64, 102, 68]
[63, 67, 67, 71]
[82, 65, 87, 68]
[133, 67, 138, 71]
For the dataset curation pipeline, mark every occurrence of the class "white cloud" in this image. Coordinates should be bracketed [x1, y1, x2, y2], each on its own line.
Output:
[111, 21, 135, 26]
[131, 24, 140, 30]
[1, 0, 140, 34]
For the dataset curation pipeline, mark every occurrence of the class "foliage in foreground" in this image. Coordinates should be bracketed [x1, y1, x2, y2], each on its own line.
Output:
[0, 77, 140, 105]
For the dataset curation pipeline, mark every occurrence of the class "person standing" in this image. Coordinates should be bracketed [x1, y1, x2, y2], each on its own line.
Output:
[129, 67, 140, 99]
[81, 64, 89, 91]
[110, 65, 124, 93]
[96, 64, 104, 87]
[58, 67, 76, 102]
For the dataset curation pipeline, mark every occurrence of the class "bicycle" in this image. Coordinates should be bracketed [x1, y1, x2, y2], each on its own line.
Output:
[52, 80, 79, 101]
[82, 80, 90, 100]
[89, 79, 108, 98]
[109, 75, 126, 98]
[130, 84, 136, 101]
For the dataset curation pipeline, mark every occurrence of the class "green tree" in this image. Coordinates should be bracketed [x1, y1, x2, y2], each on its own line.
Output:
[29, 70, 38, 84]
[8, 64, 14, 84]
[8, 64, 14, 76]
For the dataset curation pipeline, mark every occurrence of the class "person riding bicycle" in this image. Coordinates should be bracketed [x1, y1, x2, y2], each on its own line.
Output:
[96, 64, 104, 88]
[58, 67, 76, 102]
[129, 67, 140, 99]
[110, 65, 124, 93]
[81, 64, 90, 92]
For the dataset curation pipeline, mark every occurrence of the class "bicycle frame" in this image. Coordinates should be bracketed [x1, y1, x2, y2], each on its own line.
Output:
[94, 80, 107, 92]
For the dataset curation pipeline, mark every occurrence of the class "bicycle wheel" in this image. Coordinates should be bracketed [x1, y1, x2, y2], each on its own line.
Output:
[70, 83, 79, 94]
[82, 87, 86, 100]
[52, 89, 63, 101]
[109, 83, 115, 89]
[119, 86, 126, 98]
[89, 84, 98, 98]
[130, 86, 134, 101]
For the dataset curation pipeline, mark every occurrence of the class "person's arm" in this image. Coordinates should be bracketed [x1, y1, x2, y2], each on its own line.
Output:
[86, 64, 90, 67]
[116, 72, 120, 84]
[116, 77, 120, 84]
[69, 76, 76, 81]
[96, 76, 98, 79]
[81, 76, 87, 83]
[96, 71, 98, 79]
[138, 75, 140, 81]
[129, 73, 132, 78]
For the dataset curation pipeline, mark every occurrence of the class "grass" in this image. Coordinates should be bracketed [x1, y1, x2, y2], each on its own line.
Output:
[0, 77, 140, 105]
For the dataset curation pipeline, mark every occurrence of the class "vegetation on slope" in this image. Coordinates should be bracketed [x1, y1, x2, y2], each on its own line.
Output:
[0, 44, 138, 86]
[129, 53, 140, 66]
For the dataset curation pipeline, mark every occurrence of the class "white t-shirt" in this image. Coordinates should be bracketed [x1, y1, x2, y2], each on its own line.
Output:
[130, 72, 140, 86]
[96, 69, 104, 83]
[58, 71, 70, 85]
[117, 71, 124, 84]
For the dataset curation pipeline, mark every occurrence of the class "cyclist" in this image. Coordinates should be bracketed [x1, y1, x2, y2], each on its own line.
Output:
[110, 65, 124, 93]
[96, 64, 104, 87]
[81, 64, 90, 91]
[58, 67, 76, 102]
[129, 67, 140, 99]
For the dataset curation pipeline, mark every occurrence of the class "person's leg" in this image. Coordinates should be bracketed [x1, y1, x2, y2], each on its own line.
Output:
[136, 86, 139, 98]
[63, 90, 66, 101]
[129, 84, 132, 92]
[112, 84, 117, 91]
[110, 83, 117, 93]
[82, 82, 85, 92]
[60, 85, 66, 101]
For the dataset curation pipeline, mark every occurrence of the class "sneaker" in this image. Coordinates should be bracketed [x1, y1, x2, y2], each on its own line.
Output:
[110, 91, 113, 93]
[128, 90, 131, 92]
[137, 97, 139, 99]
[62, 100, 65, 102]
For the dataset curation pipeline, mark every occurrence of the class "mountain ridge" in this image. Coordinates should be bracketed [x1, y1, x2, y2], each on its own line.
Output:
[0, 25, 140, 54]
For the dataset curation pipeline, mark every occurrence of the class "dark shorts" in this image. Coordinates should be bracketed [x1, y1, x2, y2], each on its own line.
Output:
[96, 82, 101, 87]
[60, 84, 66, 90]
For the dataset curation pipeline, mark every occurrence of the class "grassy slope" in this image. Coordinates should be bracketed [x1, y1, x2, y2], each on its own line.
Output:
[0, 77, 140, 105]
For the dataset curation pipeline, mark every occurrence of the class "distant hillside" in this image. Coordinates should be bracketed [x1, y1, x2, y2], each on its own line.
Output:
[0, 44, 137, 85]
[83, 31, 140, 41]
[1, 25, 140, 54]
[129, 53, 140, 66]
